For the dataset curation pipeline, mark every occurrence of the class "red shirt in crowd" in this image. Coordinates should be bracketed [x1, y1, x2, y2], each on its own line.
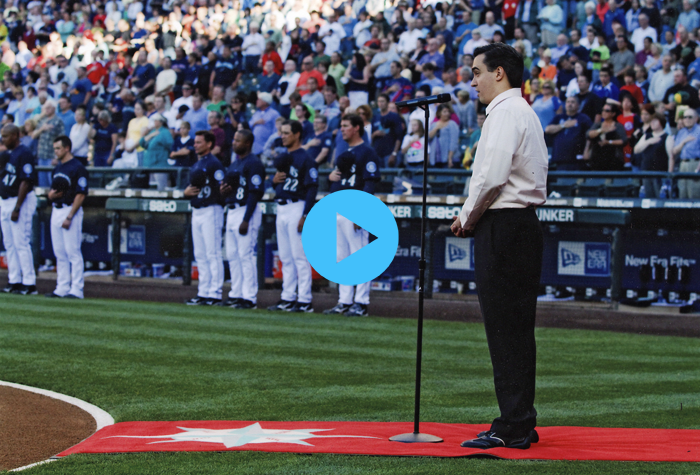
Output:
[296, 69, 325, 96]
[262, 50, 284, 76]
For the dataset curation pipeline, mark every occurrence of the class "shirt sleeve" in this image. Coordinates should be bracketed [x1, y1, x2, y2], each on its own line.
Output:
[459, 109, 519, 229]
[75, 166, 89, 195]
[18, 151, 35, 183]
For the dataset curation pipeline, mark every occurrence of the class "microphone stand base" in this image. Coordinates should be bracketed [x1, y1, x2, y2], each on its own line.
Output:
[389, 432, 444, 443]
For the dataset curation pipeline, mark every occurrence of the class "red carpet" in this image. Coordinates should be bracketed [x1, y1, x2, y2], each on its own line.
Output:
[57, 421, 700, 462]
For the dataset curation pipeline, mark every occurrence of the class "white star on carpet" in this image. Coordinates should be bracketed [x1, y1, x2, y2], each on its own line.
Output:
[108, 422, 379, 448]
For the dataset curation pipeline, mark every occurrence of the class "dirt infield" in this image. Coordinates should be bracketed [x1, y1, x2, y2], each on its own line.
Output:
[0, 385, 95, 471]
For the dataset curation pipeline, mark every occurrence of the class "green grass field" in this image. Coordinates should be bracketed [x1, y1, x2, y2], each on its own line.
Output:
[1, 295, 699, 474]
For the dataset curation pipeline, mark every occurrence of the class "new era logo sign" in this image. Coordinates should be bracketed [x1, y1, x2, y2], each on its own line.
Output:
[558, 242, 610, 277]
[448, 243, 467, 262]
[561, 248, 581, 267]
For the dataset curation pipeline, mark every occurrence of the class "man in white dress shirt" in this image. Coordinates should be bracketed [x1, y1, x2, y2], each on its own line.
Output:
[451, 43, 548, 450]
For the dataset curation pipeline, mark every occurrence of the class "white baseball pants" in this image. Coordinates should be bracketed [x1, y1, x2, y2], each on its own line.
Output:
[192, 205, 224, 300]
[337, 214, 370, 306]
[1, 192, 37, 286]
[50, 205, 84, 298]
[276, 200, 312, 304]
[226, 204, 262, 304]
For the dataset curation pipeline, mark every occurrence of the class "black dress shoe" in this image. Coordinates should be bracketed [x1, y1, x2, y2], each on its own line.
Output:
[461, 430, 535, 450]
[476, 429, 539, 443]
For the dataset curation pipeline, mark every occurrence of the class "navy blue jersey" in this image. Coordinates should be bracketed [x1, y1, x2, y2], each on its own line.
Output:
[274, 148, 318, 201]
[305, 130, 333, 164]
[0, 144, 36, 199]
[333, 142, 380, 194]
[51, 158, 89, 205]
[189, 154, 225, 208]
[170, 136, 196, 168]
[225, 153, 265, 206]
[329, 162, 357, 193]
[213, 57, 240, 87]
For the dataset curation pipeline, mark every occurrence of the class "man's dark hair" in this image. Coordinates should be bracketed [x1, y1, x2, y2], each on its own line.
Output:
[236, 129, 254, 147]
[599, 66, 612, 76]
[195, 130, 216, 146]
[473, 43, 524, 88]
[341, 113, 363, 130]
[4, 113, 14, 122]
[323, 85, 337, 96]
[283, 120, 303, 137]
[53, 135, 72, 150]
[377, 93, 390, 102]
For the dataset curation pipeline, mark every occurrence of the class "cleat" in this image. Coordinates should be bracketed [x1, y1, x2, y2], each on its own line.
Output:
[216, 298, 240, 307]
[289, 301, 313, 313]
[233, 299, 257, 309]
[202, 298, 222, 306]
[185, 296, 207, 305]
[345, 303, 368, 317]
[3, 283, 21, 293]
[18, 285, 38, 295]
[323, 303, 352, 315]
[45, 292, 63, 298]
[267, 300, 295, 311]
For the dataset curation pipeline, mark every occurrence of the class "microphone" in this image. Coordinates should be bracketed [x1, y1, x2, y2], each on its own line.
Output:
[395, 93, 452, 108]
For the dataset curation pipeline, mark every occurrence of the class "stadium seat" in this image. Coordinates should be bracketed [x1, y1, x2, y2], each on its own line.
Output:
[548, 178, 579, 197]
[606, 178, 636, 197]
[577, 178, 607, 197]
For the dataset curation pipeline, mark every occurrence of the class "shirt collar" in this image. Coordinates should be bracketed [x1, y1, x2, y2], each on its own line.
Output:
[485, 88, 522, 117]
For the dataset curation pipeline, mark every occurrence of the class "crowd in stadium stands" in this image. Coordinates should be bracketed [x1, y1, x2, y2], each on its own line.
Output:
[0, 0, 699, 199]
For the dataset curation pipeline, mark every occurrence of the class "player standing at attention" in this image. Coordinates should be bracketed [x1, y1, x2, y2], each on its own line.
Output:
[184, 130, 225, 306]
[219, 130, 265, 309]
[46, 136, 89, 299]
[0, 124, 38, 295]
[323, 114, 381, 317]
[267, 120, 319, 313]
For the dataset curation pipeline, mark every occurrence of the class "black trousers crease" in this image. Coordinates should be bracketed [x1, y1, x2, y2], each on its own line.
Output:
[473, 207, 543, 438]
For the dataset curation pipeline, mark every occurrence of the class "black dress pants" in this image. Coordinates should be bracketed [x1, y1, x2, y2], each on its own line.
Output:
[473, 207, 543, 439]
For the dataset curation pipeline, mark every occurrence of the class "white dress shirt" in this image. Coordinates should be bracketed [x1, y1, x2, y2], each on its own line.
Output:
[318, 22, 346, 54]
[459, 88, 548, 230]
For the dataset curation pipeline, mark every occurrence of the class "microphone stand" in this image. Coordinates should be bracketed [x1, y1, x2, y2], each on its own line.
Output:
[390, 103, 443, 444]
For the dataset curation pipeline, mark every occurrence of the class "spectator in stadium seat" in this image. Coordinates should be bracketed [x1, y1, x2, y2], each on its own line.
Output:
[56, 95, 75, 134]
[207, 85, 228, 115]
[70, 67, 92, 111]
[69, 107, 90, 166]
[671, 108, 700, 198]
[250, 92, 280, 156]
[648, 54, 675, 103]
[170, 122, 196, 168]
[262, 41, 283, 76]
[132, 50, 156, 99]
[344, 52, 371, 109]
[635, 112, 673, 197]
[294, 104, 315, 143]
[416, 62, 445, 95]
[586, 102, 628, 170]
[183, 95, 209, 137]
[677, 0, 700, 37]
[90, 110, 118, 167]
[621, 70, 645, 105]
[140, 114, 173, 190]
[302, 114, 333, 165]
[662, 67, 700, 131]
[546, 95, 593, 170]
[671, 26, 698, 70]
[208, 111, 228, 165]
[301, 77, 325, 112]
[538, 0, 565, 47]
[371, 38, 401, 92]
[416, 38, 446, 80]
[453, 90, 478, 134]
[259, 61, 281, 93]
[593, 67, 620, 101]
[631, 14, 657, 55]
[532, 81, 563, 130]
[515, 0, 539, 45]
[371, 94, 404, 167]
[428, 103, 459, 168]
[296, 56, 326, 97]
[242, 23, 265, 75]
[611, 36, 636, 83]
[34, 102, 65, 186]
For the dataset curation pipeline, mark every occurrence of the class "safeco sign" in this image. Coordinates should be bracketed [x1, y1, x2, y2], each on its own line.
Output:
[148, 200, 178, 213]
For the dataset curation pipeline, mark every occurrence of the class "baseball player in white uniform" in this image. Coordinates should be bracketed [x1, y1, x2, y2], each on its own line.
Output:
[219, 130, 265, 309]
[184, 130, 225, 305]
[0, 124, 38, 295]
[267, 120, 319, 313]
[46, 135, 89, 299]
[323, 114, 381, 317]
